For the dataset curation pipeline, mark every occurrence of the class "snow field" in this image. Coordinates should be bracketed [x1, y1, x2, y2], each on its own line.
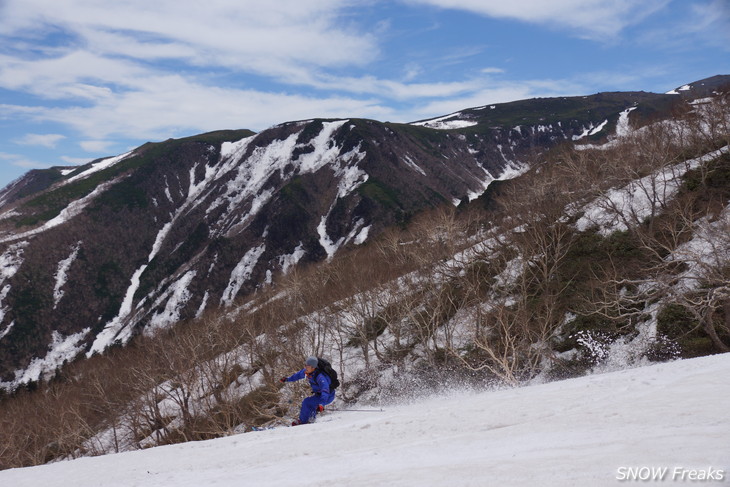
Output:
[2, 353, 728, 486]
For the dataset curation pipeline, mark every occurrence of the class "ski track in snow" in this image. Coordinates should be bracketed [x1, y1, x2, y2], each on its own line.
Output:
[2, 353, 729, 486]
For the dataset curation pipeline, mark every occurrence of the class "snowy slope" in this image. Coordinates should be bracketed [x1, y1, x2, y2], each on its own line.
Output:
[2, 354, 729, 486]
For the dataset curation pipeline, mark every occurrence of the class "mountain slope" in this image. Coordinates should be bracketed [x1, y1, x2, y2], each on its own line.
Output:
[0, 75, 728, 389]
[1, 353, 728, 486]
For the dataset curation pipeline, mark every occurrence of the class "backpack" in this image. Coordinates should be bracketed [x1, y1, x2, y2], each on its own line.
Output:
[315, 357, 340, 391]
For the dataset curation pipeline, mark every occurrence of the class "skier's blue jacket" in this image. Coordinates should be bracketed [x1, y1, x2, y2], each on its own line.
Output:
[285, 368, 335, 404]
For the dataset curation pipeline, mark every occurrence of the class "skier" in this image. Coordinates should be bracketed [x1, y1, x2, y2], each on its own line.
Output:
[280, 356, 336, 425]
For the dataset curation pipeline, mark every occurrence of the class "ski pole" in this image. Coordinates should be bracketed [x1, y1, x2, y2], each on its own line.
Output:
[325, 407, 384, 412]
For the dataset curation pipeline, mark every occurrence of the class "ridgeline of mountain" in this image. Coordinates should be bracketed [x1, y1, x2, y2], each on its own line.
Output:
[0, 75, 728, 389]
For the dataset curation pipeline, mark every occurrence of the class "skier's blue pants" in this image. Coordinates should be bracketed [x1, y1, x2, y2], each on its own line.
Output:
[299, 393, 335, 424]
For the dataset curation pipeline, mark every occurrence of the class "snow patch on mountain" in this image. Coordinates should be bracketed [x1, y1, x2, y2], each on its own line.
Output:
[573, 119, 608, 140]
[0, 328, 90, 390]
[148, 270, 197, 332]
[0, 321, 13, 341]
[212, 134, 289, 224]
[211, 121, 355, 239]
[279, 243, 306, 274]
[0, 241, 26, 283]
[335, 145, 368, 198]
[88, 264, 148, 356]
[589, 119, 608, 135]
[63, 151, 134, 185]
[464, 154, 528, 202]
[667, 204, 730, 294]
[666, 84, 691, 95]
[353, 224, 370, 245]
[412, 112, 478, 130]
[219, 134, 256, 161]
[318, 216, 341, 260]
[195, 291, 210, 319]
[297, 120, 350, 173]
[0, 242, 27, 324]
[0, 178, 120, 244]
[574, 145, 729, 235]
[466, 177, 493, 202]
[87, 152, 229, 353]
[53, 242, 81, 309]
[0, 209, 20, 221]
[317, 214, 371, 258]
[221, 244, 266, 307]
[149, 222, 174, 262]
[403, 155, 427, 176]
[615, 107, 637, 137]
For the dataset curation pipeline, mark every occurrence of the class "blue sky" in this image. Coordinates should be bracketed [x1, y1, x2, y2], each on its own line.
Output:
[0, 0, 728, 190]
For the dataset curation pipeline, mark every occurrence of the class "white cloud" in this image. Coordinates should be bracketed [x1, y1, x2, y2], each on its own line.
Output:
[638, 0, 730, 51]
[0, 104, 44, 118]
[403, 63, 424, 82]
[0, 0, 711, 166]
[14, 133, 65, 148]
[60, 156, 92, 166]
[1, 55, 586, 141]
[22, 76, 391, 139]
[0, 50, 151, 100]
[0, 152, 50, 169]
[401, 0, 670, 39]
[0, 0, 378, 78]
[3, 68, 590, 140]
[79, 140, 114, 152]
[0, 1, 392, 140]
[691, 0, 730, 47]
[307, 72, 487, 100]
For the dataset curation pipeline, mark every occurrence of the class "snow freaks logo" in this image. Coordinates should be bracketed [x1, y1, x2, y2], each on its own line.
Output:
[616, 466, 726, 482]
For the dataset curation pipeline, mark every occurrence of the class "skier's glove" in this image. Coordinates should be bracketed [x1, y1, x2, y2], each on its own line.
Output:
[317, 405, 325, 413]
[279, 377, 287, 383]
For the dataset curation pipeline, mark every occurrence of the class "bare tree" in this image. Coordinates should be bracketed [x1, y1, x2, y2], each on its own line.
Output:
[573, 100, 730, 355]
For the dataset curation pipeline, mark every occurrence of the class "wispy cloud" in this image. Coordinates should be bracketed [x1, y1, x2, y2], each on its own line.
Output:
[13, 77, 391, 138]
[0, 0, 378, 79]
[79, 140, 114, 152]
[401, 0, 670, 40]
[14, 133, 65, 148]
[636, 0, 730, 51]
[0, 152, 50, 169]
[0, 1, 388, 139]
